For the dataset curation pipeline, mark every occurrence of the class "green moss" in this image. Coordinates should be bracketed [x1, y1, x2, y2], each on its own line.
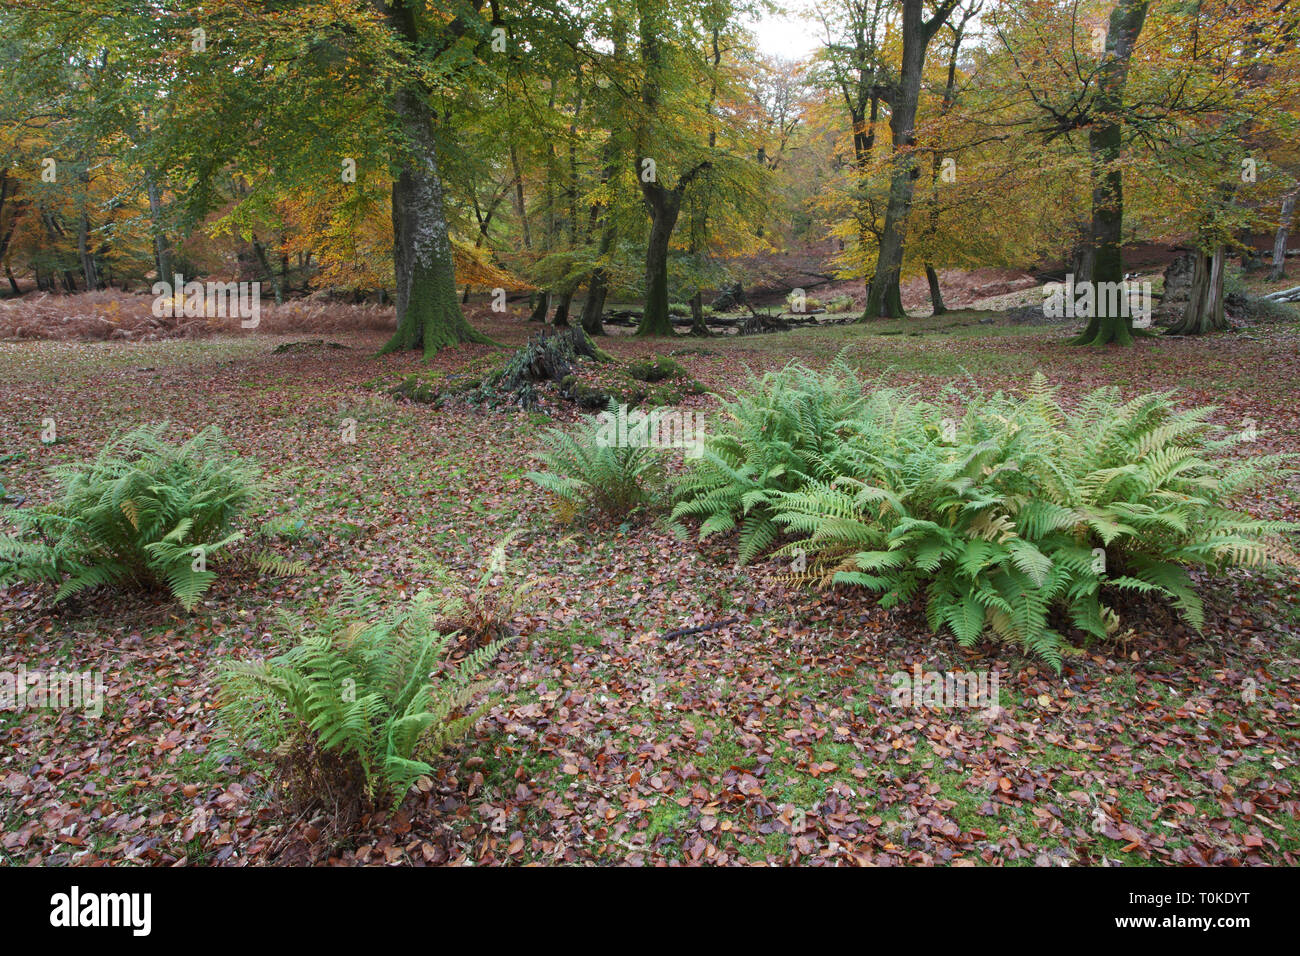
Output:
[626, 355, 687, 383]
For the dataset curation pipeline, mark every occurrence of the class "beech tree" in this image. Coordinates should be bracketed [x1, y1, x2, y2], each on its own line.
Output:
[864, 0, 959, 319]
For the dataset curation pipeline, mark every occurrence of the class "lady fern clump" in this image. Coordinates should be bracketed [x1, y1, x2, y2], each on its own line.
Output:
[0, 424, 263, 610]
[219, 585, 508, 811]
[670, 355, 869, 562]
[675, 367, 1297, 668]
[526, 399, 664, 518]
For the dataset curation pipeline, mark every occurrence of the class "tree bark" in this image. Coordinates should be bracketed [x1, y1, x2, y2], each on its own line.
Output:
[145, 174, 172, 283]
[689, 290, 709, 336]
[251, 235, 283, 304]
[0, 172, 24, 269]
[552, 290, 572, 327]
[925, 264, 946, 315]
[580, 270, 609, 335]
[1071, 0, 1150, 346]
[509, 144, 532, 253]
[529, 291, 549, 323]
[1167, 246, 1228, 335]
[77, 212, 99, 292]
[864, 0, 957, 319]
[378, 84, 491, 356]
[633, 0, 711, 337]
[639, 190, 681, 336]
[1271, 190, 1296, 282]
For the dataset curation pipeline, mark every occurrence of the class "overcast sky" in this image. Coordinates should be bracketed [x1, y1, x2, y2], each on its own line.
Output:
[748, 8, 824, 60]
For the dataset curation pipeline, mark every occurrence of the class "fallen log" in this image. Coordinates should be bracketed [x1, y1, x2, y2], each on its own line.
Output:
[1264, 284, 1300, 302]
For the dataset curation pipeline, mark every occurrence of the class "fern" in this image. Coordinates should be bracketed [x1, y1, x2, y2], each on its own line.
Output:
[671, 352, 871, 562]
[526, 399, 665, 518]
[676, 367, 1299, 668]
[0, 424, 265, 610]
[219, 586, 508, 809]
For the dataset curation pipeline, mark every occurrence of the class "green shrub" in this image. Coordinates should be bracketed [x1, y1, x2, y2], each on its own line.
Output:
[670, 355, 868, 562]
[675, 367, 1298, 667]
[219, 585, 508, 810]
[0, 425, 264, 610]
[526, 399, 664, 519]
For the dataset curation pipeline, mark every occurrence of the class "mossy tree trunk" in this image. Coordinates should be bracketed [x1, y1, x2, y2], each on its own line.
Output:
[1070, 0, 1149, 347]
[1071, 118, 1134, 345]
[378, 86, 491, 358]
[552, 290, 573, 327]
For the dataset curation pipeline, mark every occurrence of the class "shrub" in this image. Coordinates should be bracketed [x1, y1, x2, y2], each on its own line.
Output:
[670, 355, 868, 562]
[219, 585, 508, 811]
[0, 425, 264, 610]
[675, 367, 1298, 667]
[526, 399, 664, 518]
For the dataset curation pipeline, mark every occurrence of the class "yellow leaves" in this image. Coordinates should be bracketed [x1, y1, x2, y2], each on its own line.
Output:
[278, 186, 531, 293]
[968, 510, 1017, 543]
[452, 241, 533, 292]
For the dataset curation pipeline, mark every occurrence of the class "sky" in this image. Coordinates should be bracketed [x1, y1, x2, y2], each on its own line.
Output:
[748, 8, 825, 61]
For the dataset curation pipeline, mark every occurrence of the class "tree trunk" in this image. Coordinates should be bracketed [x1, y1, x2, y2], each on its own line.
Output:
[633, 1, 706, 337]
[925, 264, 946, 315]
[638, 193, 680, 336]
[1073, 119, 1132, 345]
[0, 173, 24, 269]
[1071, 239, 1095, 286]
[250, 236, 283, 304]
[379, 85, 490, 356]
[1167, 246, 1228, 335]
[580, 194, 614, 336]
[580, 271, 609, 335]
[529, 291, 549, 323]
[864, 0, 944, 320]
[862, 0, 962, 319]
[145, 174, 173, 283]
[5, 263, 18, 297]
[509, 145, 531, 252]
[689, 290, 710, 336]
[1071, 0, 1150, 346]
[77, 212, 99, 292]
[552, 291, 572, 327]
[1271, 191, 1295, 282]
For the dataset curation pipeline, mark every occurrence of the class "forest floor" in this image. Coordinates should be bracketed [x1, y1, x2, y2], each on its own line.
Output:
[2, 302, 1300, 866]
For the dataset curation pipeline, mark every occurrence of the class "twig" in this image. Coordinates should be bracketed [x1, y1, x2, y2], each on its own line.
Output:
[661, 617, 741, 641]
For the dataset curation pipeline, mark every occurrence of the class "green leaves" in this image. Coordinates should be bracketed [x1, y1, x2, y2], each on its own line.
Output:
[0, 424, 264, 610]
[526, 398, 665, 519]
[675, 366, 1299, 669]
[671, 353, 871, 563]
[218, 588, 508, 809]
